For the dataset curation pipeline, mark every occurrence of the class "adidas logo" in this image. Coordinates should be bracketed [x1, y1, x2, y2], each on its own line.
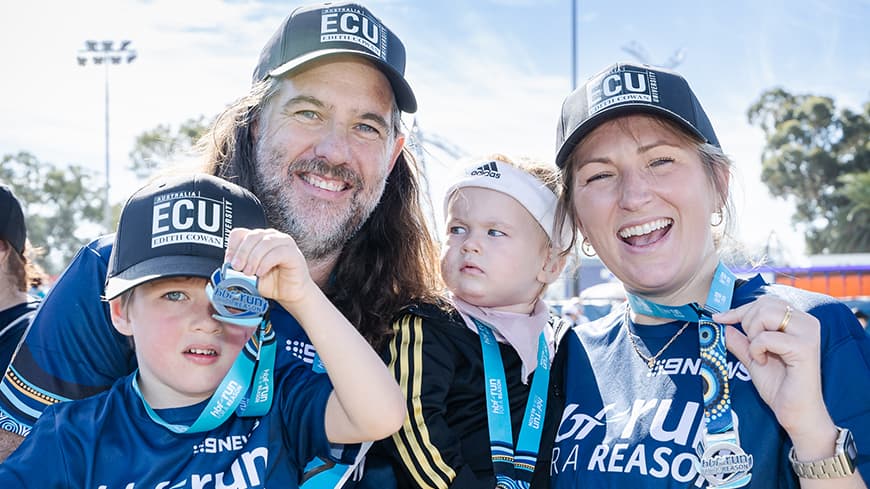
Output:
[469, 161, 501, 179]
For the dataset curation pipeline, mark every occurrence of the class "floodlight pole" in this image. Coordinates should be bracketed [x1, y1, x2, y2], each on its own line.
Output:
[103, 59, 110, 232]
[76, 40, 137, 233]
[571, 0, 577, 91]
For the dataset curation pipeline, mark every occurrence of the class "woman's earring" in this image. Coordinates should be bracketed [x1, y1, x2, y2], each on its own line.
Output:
[581, 237, 596, 257]
[711, 210, 724, 227]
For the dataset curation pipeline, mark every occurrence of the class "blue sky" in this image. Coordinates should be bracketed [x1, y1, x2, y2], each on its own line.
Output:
[1, 0, 868, 260]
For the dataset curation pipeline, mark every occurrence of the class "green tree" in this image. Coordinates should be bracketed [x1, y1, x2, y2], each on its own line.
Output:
[747, 89, 870, 253]
[128, 116, 210, 179]
[838, 171, 870, 251]
[0, 151, 104, 274]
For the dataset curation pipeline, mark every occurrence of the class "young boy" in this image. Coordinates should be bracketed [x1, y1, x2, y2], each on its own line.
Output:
[0, 174, 405, 488]
[374, 156, 568, 488]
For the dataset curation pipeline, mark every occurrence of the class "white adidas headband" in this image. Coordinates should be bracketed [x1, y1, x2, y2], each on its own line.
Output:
[443, 160, 569, 248]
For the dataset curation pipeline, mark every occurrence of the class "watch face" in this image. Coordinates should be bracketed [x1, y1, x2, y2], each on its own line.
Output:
[845, 429, 858, 460]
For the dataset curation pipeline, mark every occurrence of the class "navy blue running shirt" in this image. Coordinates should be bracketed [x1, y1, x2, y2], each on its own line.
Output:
[548, 275, 870, 488]
[0, 354, 356, 488]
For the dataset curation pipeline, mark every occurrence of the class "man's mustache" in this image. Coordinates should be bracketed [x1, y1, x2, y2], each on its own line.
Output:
[287, 158, 363, 190]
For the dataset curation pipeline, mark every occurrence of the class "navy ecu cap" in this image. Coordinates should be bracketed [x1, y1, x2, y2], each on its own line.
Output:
[105, 174, 268, 300]
[555, 62, 720, 168]
[253, 1, 417, 113]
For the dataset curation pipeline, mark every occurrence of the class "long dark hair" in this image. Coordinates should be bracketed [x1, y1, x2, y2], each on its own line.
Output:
[2, 240, 47, 293]
[198, 78, 442, 350]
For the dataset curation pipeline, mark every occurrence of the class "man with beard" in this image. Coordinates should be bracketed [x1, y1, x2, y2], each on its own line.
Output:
[0, 3, 441, 486]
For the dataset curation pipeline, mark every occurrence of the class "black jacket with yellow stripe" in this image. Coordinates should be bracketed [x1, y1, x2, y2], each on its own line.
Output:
[368, 302, 565, 489]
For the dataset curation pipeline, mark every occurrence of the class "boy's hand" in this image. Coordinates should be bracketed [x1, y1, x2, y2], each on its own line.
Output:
[224, 228, 316, 308]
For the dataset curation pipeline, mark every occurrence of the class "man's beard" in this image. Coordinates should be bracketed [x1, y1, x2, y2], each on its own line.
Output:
[252, 147, 389, 262]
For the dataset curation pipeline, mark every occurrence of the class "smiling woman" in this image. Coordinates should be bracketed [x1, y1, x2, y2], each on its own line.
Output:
[567, 115, 726, 294]
[541, 61, 870, 489]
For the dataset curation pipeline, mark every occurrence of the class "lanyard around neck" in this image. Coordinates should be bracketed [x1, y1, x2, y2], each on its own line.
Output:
[133, 319, 276, 434]
[625, 262, 735, 432]
[625, 263, 753, 488]
[474, 317, 550, 489]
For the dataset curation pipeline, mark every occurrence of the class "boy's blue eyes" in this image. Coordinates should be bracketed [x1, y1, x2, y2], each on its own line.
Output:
[163, 291, 189, 301]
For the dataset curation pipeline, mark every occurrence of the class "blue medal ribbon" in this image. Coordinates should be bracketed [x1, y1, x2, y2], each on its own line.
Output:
[474, 317, 550, 489]
[625, 262, 753, 488]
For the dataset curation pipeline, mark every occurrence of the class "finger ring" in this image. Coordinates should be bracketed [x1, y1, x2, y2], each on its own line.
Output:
[777, 305, 792, 333]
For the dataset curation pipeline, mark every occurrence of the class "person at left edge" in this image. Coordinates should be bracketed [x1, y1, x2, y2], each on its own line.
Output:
[0, 183, 45, 375]
[0, 4, 441, 485]
[0, 173, 406, 488]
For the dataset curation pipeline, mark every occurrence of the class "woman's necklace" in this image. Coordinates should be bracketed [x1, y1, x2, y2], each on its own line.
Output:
[623, 307, 691, 368]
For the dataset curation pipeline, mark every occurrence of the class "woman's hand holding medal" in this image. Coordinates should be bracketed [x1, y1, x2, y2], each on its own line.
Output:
[714, 298, 839, 462]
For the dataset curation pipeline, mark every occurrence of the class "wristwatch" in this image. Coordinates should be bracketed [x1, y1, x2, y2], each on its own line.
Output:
[789, 426, 858, 479]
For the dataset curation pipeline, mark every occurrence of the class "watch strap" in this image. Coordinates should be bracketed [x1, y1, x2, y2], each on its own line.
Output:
[789, 427, 857, 479]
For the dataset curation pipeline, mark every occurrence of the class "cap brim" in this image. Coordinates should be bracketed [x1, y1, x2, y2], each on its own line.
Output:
[105, 255, 221, 300]
[267, 49, 417, 113]
[556, 103, 710, 169]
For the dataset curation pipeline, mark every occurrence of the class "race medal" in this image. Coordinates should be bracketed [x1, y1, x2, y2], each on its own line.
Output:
[697, 422, 754, 488]
[206, 263, 275, 418]
[206, 262, 269, 327]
